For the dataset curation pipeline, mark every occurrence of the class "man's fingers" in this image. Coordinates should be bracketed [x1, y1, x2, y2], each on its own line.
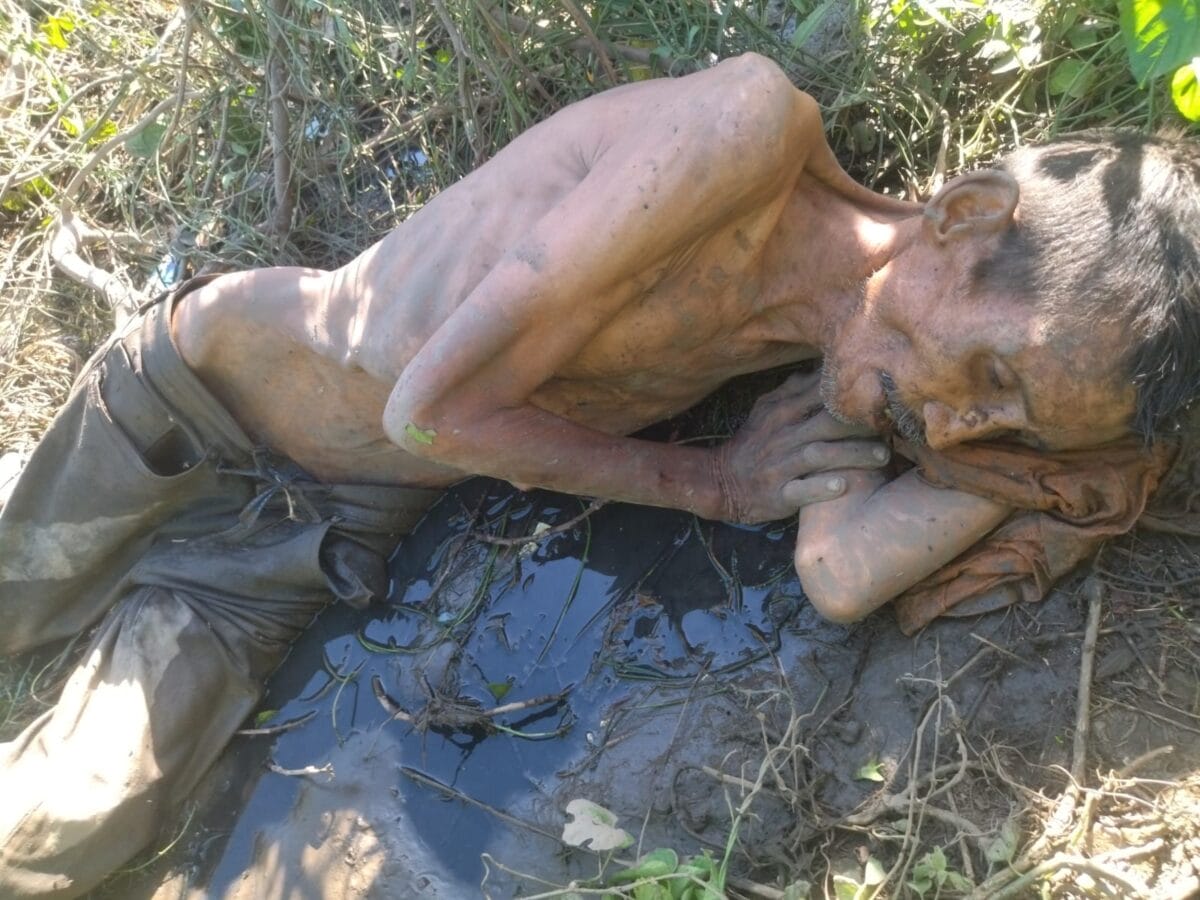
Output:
[776, 370, 821, 398]
[791, 413, 878, 442]
[781, 474, 847, 508]
[755, 371, 820, 410]
[757, 392, 877, 440]
[793, 439, 890, 472]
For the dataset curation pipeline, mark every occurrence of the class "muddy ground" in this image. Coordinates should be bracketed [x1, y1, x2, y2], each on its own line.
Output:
[81, 472, 1200, 899]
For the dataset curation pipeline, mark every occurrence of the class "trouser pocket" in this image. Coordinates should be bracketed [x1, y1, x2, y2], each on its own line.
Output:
[0, 345, 239, 649]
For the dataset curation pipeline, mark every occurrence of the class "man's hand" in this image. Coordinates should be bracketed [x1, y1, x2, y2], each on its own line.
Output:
[714, 372, 891, 523]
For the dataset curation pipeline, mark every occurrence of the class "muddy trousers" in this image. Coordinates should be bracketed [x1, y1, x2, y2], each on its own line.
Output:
[0, 289, 438, 898]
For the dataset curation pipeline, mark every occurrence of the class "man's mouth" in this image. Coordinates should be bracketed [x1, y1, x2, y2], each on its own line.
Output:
[879, 371, 926, 444]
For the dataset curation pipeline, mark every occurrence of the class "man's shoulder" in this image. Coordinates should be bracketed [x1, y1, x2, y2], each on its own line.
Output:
[529, 54, 819, 177]
[709, 53, 803, 100]
[695, 54, 822, 177]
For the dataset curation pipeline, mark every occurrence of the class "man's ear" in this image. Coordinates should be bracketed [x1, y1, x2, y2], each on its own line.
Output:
[923, 170, 1019, 242]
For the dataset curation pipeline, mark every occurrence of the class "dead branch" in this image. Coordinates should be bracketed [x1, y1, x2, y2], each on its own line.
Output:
[236, 709, 317, 736]
[372, 674, 413, 722]
[988, 851, 1149, 899]
[372, 673, 568, 731]
[265, 0, 294, 242]
[51, 88, 203, 321]
[1072, 577, 1103, 784]
[473, 498, 606, 546]
[484, 688, 571, 718]
[555, 0, 618, 84]
[49, 215, 141, 320]
[266, 759, 334, 778]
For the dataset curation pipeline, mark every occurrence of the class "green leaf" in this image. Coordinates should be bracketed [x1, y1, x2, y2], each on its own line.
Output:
[945, 870, 973, 890]
[832, 875, 863, 900]
[907, 874, 931, 898]
[39, 14, 76, 50]
[1120, 0, 1200, 85]
[985, 818, 1020, 864]
[632, 884, 669, 900]
[126, 122, 166, 159]
[610, 848, 679, 883]
[254, 708, 278, 726]
[925, 846, 948, 876]
[790, 0, 836, 49]
[850, 120, 877, 154]
[683, 852, 716, 880]
[854, 760, 886, 782]
[1172, 59, 1200, 119]
[403, 422, 437, 445]
[1067, 22, 1104, 50]
[671, 862, 715, 900]
[486, 681, 512, 701]
[88, 118, 118, 146]
[1048, 59, 1098, 98]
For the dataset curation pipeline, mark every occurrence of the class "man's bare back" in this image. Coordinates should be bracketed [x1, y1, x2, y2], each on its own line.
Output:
[173, 57, 829, 486]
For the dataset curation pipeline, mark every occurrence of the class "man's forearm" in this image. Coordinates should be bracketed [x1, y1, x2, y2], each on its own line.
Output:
[795, 469, 1011, 623]
[391, 401, 728, 519]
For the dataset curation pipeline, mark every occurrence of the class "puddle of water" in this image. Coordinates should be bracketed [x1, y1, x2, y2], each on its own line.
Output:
[134, 477, 810, 896]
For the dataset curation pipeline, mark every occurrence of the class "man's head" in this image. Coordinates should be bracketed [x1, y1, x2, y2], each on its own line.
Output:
[820, 128, 1200, 451]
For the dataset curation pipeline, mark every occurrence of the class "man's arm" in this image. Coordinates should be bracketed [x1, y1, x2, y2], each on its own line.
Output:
[794, 450, 1011, 623]
[383, 58, 880, 522]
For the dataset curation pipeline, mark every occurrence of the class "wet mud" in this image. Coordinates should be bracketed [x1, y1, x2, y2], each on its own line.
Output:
[93, 477, 1154, 899]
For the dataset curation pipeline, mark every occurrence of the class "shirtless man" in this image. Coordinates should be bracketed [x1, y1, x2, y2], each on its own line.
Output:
[2, 53, 1197, 896]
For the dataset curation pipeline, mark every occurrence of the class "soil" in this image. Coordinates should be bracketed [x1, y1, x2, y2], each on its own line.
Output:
[88, 477, 1200, 899]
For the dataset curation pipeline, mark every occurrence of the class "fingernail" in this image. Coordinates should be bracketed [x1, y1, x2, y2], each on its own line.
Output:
[873, 447, 889, 462]
[826, 477, 844, 493]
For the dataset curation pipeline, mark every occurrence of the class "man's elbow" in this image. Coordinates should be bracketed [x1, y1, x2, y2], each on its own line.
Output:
[793, 540, 880, 626]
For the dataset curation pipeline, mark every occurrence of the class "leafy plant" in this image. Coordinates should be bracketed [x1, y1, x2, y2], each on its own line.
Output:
[854, 759, 886, 782]
[606, 848, 721, 900]
[832, 855, 886, 900]
[907, 847, 973, 898]
[1119, 0, 1200, 119]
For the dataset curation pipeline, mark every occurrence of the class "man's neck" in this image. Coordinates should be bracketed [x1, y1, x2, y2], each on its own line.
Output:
[754, 170, 919, 349]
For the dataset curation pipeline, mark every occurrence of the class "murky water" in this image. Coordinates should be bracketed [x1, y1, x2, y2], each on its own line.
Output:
[98, 477, 1089, 899]
[107, 479, 817, 896]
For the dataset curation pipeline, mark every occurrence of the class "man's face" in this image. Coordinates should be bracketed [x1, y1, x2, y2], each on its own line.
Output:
[819, 238, 1136, 451]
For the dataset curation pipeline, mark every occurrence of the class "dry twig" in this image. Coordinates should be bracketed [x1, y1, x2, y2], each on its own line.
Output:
[473, 498, 606, 547]
[235, 709, 317, 737]
[265, 0, 294, 241]
[266, 759, 334, 778]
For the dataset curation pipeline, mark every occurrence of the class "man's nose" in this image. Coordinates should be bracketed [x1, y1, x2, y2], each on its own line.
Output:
[922, 401, 990, 449]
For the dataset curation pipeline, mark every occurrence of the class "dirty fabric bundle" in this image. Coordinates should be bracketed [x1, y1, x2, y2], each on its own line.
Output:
[892, 436, 1182, 634]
